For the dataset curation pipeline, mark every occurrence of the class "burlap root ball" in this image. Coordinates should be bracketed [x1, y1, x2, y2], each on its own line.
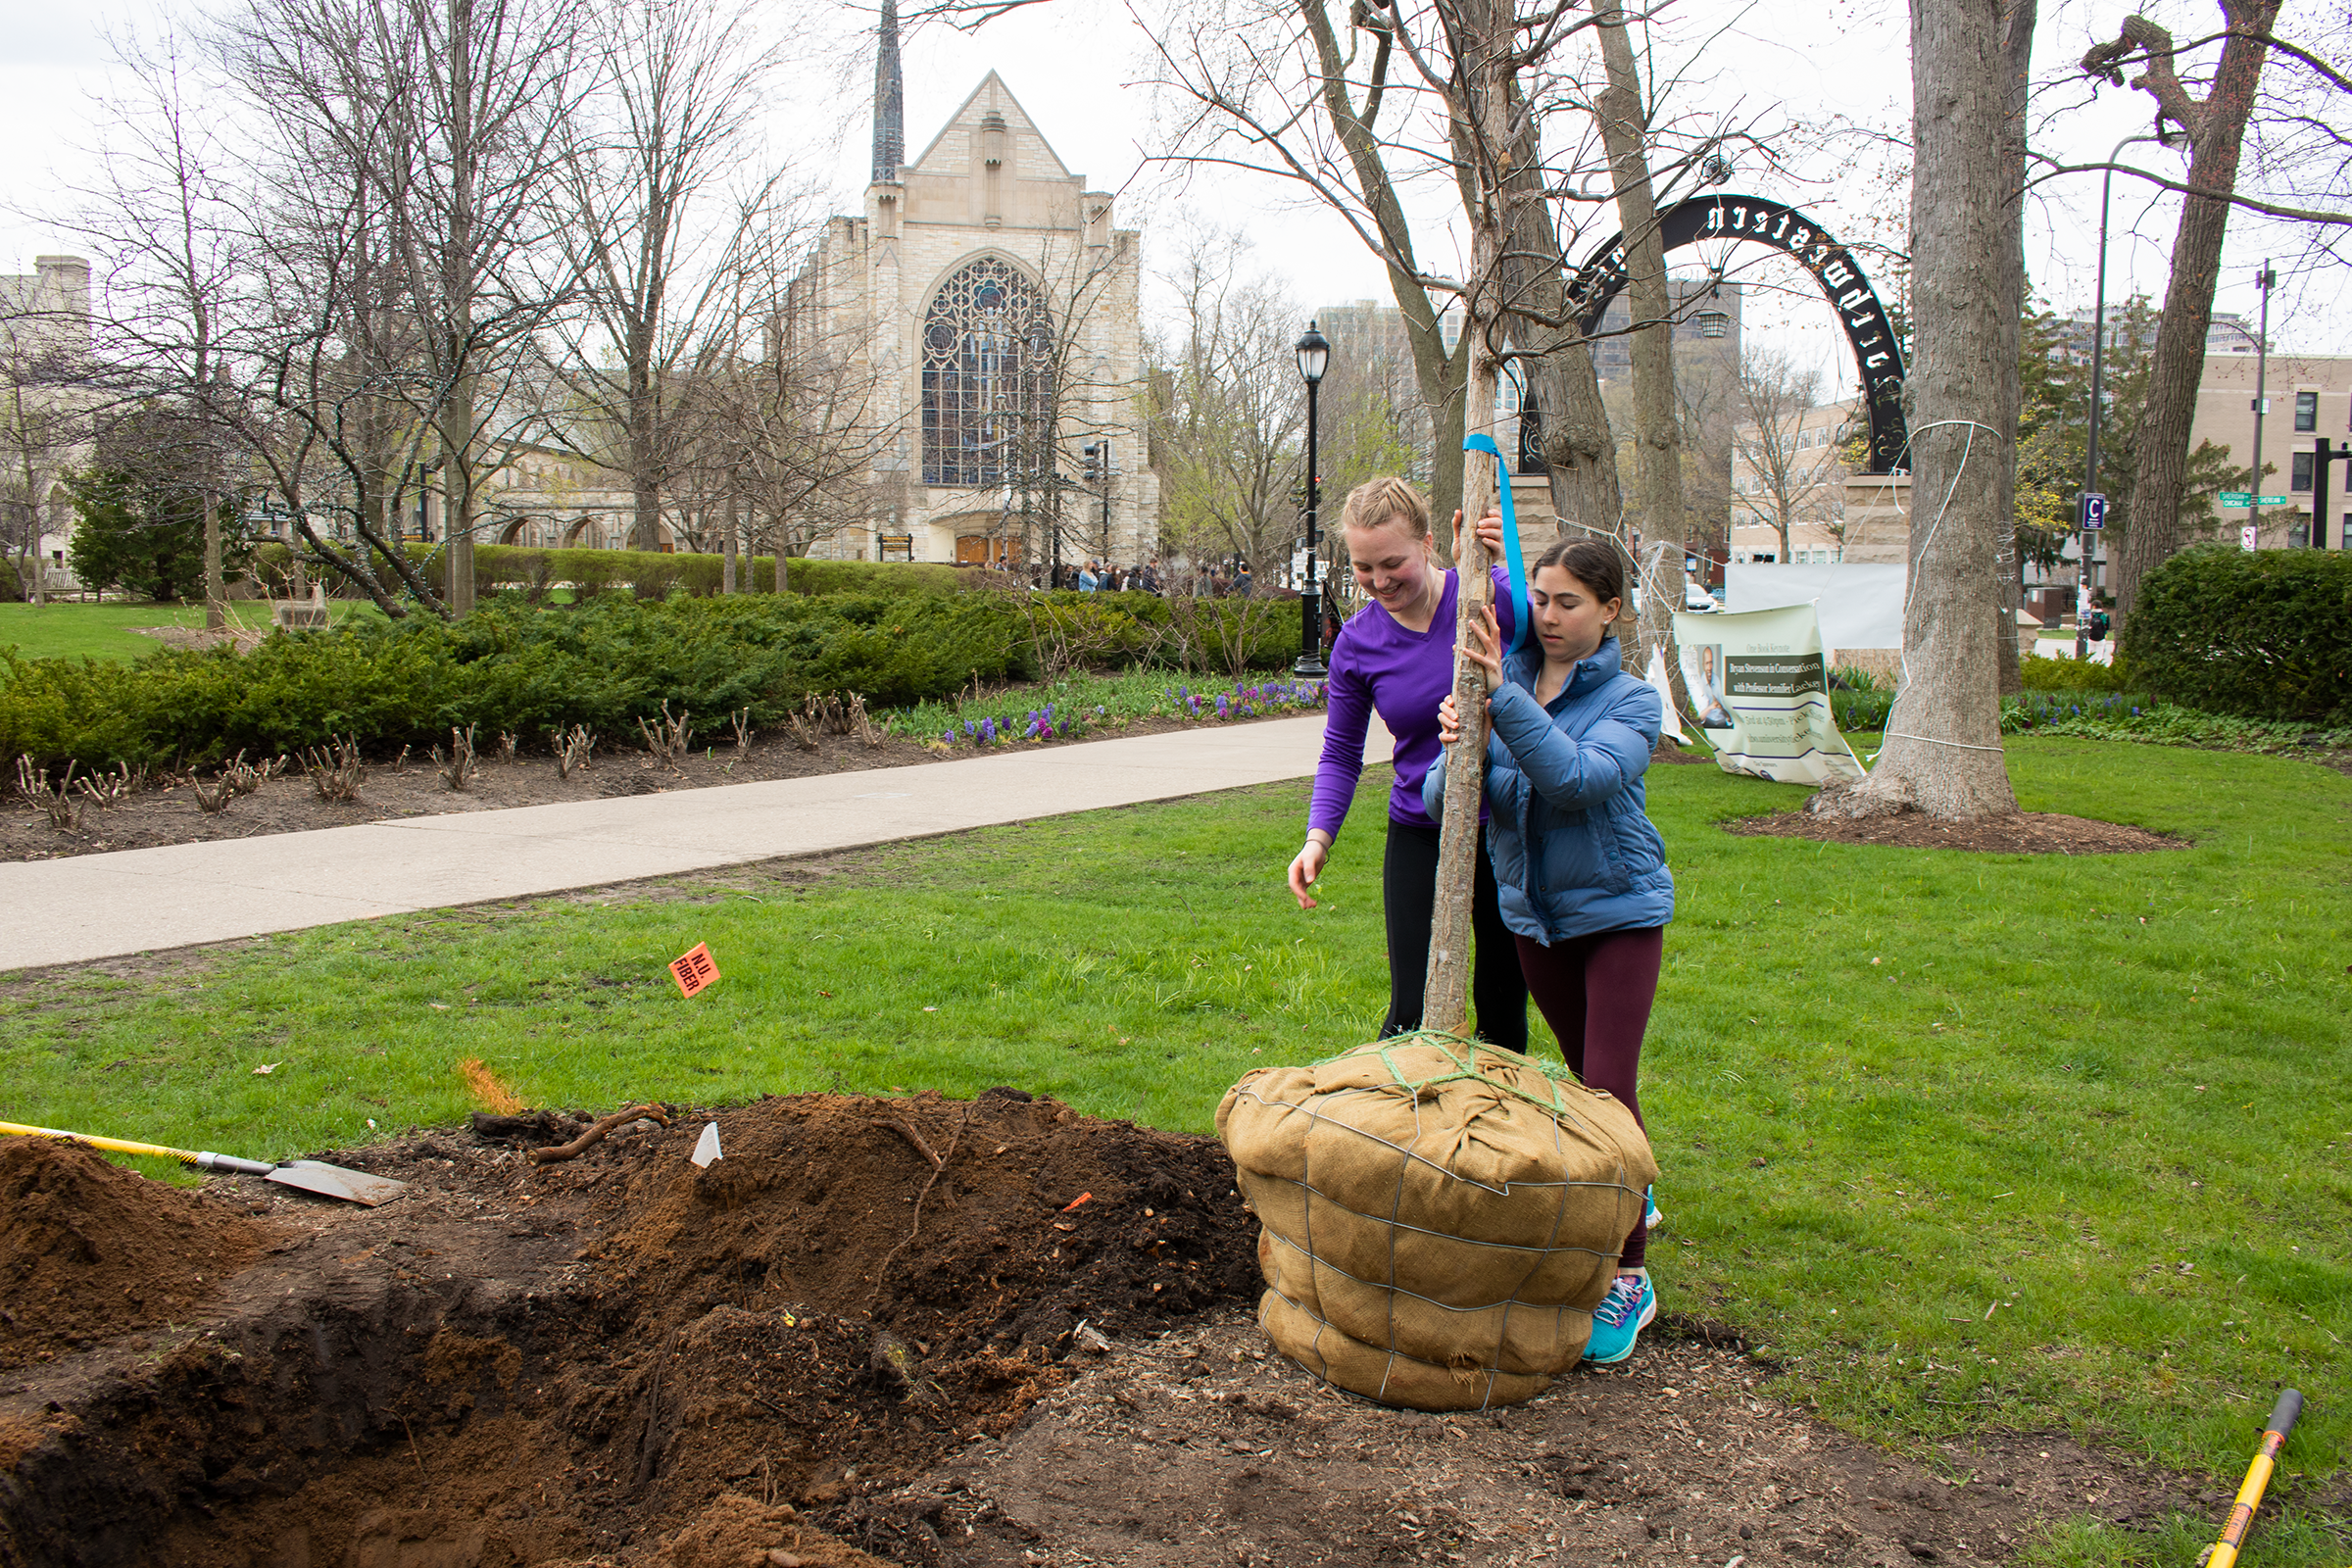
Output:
[1217, 1035, 1658, 1411]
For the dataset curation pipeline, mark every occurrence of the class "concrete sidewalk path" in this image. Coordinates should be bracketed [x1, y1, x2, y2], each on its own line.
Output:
[0, 712, 1388, 972]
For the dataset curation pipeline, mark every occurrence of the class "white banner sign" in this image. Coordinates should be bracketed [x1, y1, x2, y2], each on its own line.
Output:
[1673, 603, 1867, 785]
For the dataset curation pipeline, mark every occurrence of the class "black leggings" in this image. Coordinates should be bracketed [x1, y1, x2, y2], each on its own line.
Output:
[1378, 818, 1528, 1052]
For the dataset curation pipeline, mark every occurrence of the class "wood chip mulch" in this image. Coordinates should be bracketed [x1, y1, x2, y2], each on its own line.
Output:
[1724, 808, 2188, 855]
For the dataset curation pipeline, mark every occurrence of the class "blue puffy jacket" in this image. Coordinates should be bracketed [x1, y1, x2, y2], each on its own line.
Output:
[1421, 636, 1675, 945]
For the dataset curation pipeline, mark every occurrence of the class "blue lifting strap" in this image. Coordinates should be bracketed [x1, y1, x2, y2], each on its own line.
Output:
[1461, 433, 1530, 656]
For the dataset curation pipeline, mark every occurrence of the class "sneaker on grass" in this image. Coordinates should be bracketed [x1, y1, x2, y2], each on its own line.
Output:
[1644, 1184, 1661, 1231]
[1584, 1270, 1656, 1365]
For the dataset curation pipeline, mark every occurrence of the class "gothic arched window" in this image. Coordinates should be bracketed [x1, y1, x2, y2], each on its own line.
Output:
[921, 258, 1053, 488]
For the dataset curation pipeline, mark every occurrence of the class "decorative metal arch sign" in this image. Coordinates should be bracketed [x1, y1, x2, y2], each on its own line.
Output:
[1567, 195, 1909, 474]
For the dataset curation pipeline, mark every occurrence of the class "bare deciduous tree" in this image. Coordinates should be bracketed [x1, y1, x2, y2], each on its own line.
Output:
[1729, 347, 1837, 564]
[225, 0, 591, 616]
[2079, 0, 2281, 615]
[547, 0, 783, 555]
[1147, 227, 1303, 583]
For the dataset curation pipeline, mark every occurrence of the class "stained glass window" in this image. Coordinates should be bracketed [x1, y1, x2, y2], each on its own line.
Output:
[922, 258, 1053, 488]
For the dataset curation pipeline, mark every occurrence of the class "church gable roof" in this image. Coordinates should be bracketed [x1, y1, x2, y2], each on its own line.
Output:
[904, 72, 1075, 182]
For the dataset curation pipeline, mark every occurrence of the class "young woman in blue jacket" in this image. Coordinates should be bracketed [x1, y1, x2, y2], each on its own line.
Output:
[1426, 535, 1675, 1366]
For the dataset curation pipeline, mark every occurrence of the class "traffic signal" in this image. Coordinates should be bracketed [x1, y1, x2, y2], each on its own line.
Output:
[1080, 443, 1101, 484]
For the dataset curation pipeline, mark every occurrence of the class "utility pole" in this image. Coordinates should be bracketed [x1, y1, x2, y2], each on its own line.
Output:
[2246, 262, 2276, 548]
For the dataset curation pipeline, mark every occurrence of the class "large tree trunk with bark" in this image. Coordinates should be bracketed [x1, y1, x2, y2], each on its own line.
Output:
[1593, 4, 1681, 671]
[1816, 0, 2019, 821]
[2088, 2, 2278, 615]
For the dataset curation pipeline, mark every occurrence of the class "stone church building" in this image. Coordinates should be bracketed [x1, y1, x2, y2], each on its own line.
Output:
[792, 24, 1157, 571]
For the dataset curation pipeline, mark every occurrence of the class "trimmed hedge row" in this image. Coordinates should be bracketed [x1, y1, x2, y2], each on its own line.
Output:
[2121, 545, 2351, 723]
[1, 589, 1300, 769]
[248, 543, 978, 602]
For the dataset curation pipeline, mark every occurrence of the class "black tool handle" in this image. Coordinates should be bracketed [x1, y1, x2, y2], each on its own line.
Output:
[2265, 1390, 2303, 1442]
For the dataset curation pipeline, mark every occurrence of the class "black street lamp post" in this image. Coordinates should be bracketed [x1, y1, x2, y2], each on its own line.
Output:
[1294, 320, 1330, 678]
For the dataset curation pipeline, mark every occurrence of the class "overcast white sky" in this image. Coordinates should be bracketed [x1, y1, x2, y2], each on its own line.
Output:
[1, 0, 2343, 410]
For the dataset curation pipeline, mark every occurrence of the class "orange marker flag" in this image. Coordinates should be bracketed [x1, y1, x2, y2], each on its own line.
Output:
[669, 942, 719, 998]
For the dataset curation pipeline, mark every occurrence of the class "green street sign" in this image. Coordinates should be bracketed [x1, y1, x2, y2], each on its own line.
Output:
[2221, 493, 2290, 507]
[2257, 494, 2288, 505]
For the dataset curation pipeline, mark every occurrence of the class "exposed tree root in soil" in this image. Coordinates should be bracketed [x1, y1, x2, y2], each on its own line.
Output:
[1729, 808, 2186, 854]
[0, 1092, 2296, 1567]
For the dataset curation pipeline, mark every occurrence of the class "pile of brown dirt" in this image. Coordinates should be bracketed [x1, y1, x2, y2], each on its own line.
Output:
[1726, 808, 2187, 854]
[0, 1138, 270, 1366]
[2, 1095, 2276, 1568]
[0, 1093, 1259, 1568]
[587, 1089, 1252, 1347]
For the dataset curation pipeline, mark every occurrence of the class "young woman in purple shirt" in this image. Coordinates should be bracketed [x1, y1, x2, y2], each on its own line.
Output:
[1285, 477, 1525, 1049]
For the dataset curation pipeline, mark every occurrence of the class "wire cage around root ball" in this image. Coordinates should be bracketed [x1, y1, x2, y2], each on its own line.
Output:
[1218, 1032, 1657, 1411]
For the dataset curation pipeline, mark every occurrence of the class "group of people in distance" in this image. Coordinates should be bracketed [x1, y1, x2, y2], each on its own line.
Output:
[1288, 475, 1676, 1367]
[1016, 559, 1292, 596]
[1046, 560, 1161, 594]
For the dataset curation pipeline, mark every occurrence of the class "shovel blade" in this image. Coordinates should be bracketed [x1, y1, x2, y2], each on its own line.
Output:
[268, 1159, 407, 1206]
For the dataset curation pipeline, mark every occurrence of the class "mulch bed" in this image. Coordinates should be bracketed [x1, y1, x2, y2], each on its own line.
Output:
[3, 709, 1306, 863]
[1725, 809, 2188, 855]
[0, 1093, 2289, 1568]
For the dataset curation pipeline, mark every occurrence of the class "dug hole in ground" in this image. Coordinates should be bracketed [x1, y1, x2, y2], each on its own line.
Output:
[0, 1092, 2213, 1567]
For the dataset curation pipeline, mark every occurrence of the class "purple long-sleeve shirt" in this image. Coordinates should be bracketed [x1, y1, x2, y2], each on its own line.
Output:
[1308, 566, 1517, 840]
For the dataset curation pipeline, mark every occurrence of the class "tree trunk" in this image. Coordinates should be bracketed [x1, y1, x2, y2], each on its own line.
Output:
[1594, 3, 1682, 672]
[440, 386, 477, 616]
[2097, 1, 2278, 615]
[203, 491, 224, 631]
[629, 340, 662, 554]
[1992, 0, 2034, 693]
[1817, 0, 2019, 820]
[721, 493, 738, 594]
[1423, 0, 1512, 1037]
[1426, 326, 1499, 1036]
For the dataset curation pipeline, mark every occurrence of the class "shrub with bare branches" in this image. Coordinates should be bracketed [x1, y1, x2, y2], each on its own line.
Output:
[222, 751, 286, 796]
[16, 756, 85, 831]
[190, 772, 235, 813]
[553, 724, 597, 778]
[72, 761, 147, 809]
[433, 724, 480, 792]
[301, 736, 365, 802]
[636, 702, 692, 769]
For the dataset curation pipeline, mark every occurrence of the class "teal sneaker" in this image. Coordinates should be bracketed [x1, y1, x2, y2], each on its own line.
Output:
[1584, 1270, 1656, 1365]
[1644, 1185, 1661, 1231]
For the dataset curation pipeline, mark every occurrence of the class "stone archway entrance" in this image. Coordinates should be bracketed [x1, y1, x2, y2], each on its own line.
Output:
[1568, 194, 1909, 473]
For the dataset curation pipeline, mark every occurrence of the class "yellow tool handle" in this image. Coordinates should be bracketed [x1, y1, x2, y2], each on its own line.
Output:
[0, 1119, 201, 1162]
[0, 1120, 279, 1175]
[2208, 1389, 2304, 1568]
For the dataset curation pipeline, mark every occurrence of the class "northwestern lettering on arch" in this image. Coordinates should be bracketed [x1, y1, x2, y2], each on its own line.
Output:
[1568, 194, 1909, 475]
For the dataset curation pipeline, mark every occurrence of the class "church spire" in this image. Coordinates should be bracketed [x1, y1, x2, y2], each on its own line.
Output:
[870, 0, 904, 185]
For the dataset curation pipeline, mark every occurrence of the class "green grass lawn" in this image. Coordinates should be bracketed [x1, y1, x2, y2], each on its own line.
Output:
[0, 600, 380, 662]
[4, 736, 2346, 1561]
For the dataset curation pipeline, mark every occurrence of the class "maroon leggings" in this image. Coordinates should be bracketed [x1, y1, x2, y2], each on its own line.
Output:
[1512, 926, 1664, 1272]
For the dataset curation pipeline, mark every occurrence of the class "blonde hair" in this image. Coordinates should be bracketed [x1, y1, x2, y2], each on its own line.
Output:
[1339, 476, 1431, 540]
